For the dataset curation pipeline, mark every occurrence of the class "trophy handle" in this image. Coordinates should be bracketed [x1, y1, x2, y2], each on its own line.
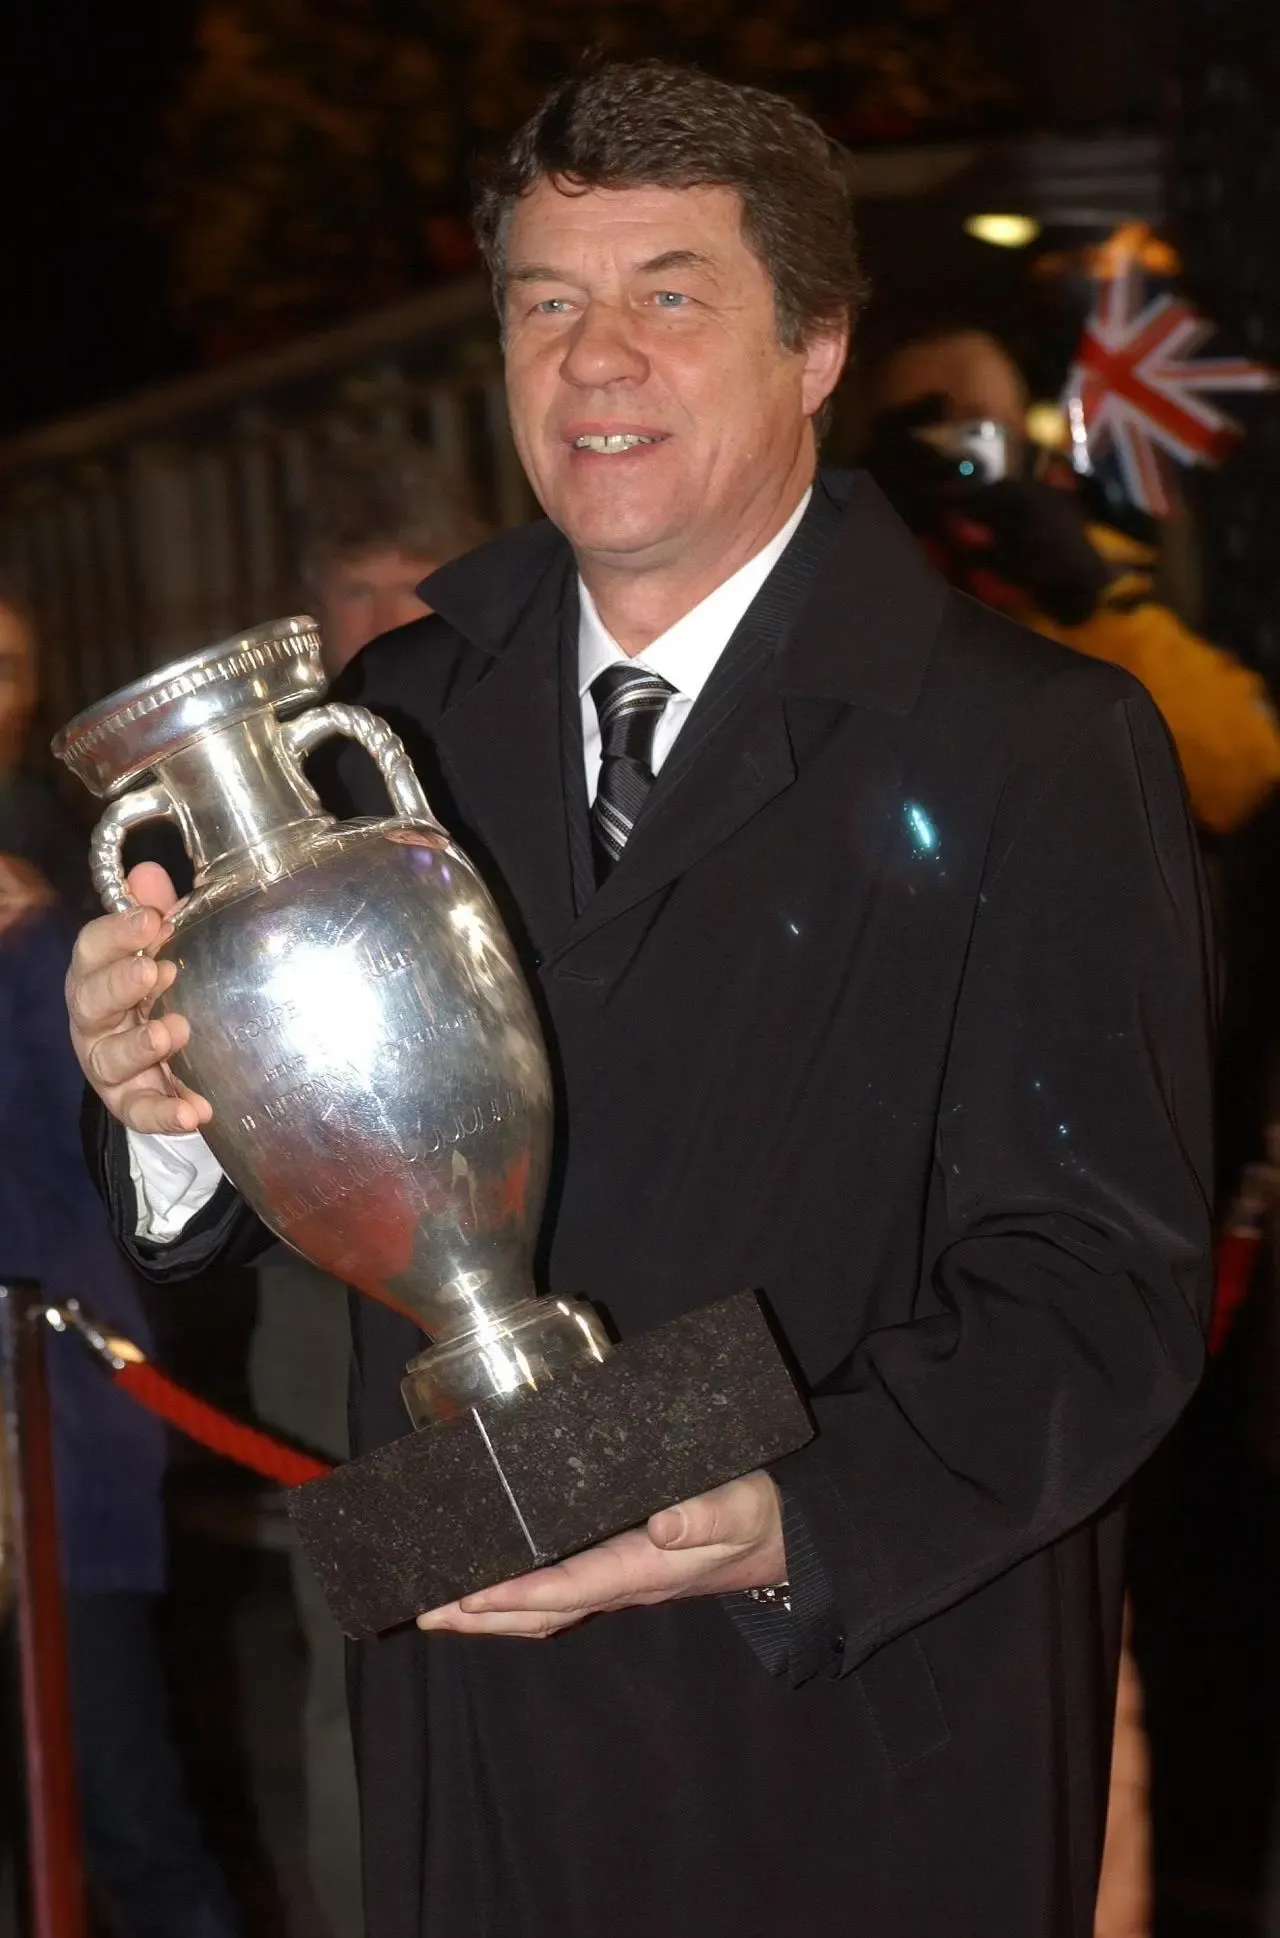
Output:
[89, 784, 181, 915]
[281, 703, 444, 830]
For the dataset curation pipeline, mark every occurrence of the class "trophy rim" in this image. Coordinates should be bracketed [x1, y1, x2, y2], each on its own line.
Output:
[51, 615, 326, 797]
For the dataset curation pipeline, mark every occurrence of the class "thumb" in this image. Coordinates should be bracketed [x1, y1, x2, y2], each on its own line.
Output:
[126, 861, 180, 917]
[647, 1502, 693, 1549]
[648, 1485, 739, 1551]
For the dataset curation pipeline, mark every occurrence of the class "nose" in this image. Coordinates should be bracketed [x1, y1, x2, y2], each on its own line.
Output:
[559, 300, 649, 391]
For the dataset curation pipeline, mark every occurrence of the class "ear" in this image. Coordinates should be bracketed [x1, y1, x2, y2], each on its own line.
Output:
[800, 322, 850, 420]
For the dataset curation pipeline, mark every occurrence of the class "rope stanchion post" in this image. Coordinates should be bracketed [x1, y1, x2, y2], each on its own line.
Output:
[0, 1281, 88, 1938]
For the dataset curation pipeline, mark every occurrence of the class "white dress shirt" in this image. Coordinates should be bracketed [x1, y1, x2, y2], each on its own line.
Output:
[127, 489, 812, 1241]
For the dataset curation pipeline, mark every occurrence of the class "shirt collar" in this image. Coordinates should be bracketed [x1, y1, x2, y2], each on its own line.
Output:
[576, 488, 812, 705]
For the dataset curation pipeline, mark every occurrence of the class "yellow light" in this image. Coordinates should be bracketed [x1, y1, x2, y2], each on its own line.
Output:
[1025, 402, 1069, 450]
[964, 213, 1042, 250]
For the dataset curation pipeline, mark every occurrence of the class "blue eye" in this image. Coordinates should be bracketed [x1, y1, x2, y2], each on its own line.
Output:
[653, 290, 687, 307]
[534, 297, 571, 314]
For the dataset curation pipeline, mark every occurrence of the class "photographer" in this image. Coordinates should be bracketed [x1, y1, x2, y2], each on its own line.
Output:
[864, 329, 1280, 836]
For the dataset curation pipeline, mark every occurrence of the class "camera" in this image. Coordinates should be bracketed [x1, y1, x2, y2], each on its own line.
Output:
[910, 418, 1011, 486]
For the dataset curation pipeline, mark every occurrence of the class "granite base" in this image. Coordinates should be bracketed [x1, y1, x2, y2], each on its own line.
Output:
[288, 1290, 813, 1638]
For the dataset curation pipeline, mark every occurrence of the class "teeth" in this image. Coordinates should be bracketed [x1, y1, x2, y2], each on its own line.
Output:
[573, 433, 656, 453]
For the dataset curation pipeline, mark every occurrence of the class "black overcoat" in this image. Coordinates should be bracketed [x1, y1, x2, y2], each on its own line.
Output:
[100, 475, 1215, 1938]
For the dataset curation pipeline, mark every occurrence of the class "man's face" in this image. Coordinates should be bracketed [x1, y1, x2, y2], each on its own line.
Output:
[502, 179, 846, 577]
[0, 604, 36, 772]
[318, 549, 441, 677]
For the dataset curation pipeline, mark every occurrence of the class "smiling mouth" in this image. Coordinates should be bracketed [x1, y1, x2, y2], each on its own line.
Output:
[571, 433, 661, 454]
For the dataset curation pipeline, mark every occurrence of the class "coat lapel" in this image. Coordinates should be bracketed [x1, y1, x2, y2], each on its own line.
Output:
[426, 525, 580, 960]
[556, 581, 598, 915]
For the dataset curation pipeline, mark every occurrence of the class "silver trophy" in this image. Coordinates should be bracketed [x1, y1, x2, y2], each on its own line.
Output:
[55, 621, 811, 1635]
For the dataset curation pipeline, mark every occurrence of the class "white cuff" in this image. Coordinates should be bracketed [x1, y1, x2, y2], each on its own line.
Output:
[127, 1129, 225, 1243]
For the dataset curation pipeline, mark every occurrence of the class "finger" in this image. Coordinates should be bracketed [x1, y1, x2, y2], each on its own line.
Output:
[460, 1529, 669, 1615]
[70, 952, 171, 1034]
[136, 956, 181, 1015]
[121, 1088, 212, 1136]
[86, 1013, 191, 1092]
[125, 862, 179, 915]
[71, 903, 171, 977]
[415, 1605, 570, 1638]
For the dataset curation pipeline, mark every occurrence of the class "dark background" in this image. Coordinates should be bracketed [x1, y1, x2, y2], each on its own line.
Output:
[1, 0, 1173, 441]
[2, 1, 196, 434]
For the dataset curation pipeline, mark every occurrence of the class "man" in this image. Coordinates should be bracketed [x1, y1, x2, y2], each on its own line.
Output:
[66, 61, 1213, 1938]
[245, 439, 492, 1938]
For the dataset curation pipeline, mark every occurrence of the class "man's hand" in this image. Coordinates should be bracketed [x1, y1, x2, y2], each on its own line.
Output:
[0, 853, 55, 940]
[416, 1471, 786, 1639]
[65, 861, 213, 1135]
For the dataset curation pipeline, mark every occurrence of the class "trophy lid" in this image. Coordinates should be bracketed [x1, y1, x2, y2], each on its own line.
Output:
[52, 616, 327, 797]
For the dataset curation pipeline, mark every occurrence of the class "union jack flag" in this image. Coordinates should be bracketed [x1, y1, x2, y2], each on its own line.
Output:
[1063, 248, 1276, 518]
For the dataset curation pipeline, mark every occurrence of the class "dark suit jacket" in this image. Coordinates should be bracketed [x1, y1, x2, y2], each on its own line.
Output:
[97, 474, 1214, 1938]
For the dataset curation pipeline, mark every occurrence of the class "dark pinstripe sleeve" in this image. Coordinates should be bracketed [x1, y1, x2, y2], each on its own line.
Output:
[722, 1488, 847, 1686]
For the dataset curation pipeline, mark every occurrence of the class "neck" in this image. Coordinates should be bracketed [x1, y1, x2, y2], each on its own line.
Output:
[155, 713, 324, 880]
[578, 460, 815, 656]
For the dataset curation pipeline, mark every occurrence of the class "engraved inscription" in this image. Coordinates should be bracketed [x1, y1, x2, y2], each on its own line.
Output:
[263, 1054, 306, 1086]
[239, 1060, 357, 1134]
[385, 1014, 468, 1058]
[275, 1145, 403, 1229]
[240, 1052, 311, 1132]
[416, 1087, 519, 1157]
[366, 945, 413, 981]
[227, 998, 299, 1047]
[261, 1073, 344, 1126]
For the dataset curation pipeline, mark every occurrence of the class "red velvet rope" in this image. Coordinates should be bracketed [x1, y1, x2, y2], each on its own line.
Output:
[112, 1360, 332, 1487]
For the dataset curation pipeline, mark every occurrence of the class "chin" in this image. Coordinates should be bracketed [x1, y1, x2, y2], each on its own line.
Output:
[562, 516, 680, 561]
[540, 467, 682, 554]
[553, 497, 680, 559]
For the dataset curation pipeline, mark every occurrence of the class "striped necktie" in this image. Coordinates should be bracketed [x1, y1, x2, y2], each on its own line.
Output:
[590, 663, 674, 879]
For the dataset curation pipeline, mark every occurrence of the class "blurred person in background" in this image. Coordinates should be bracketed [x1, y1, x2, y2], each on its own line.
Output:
[299, 437, 493, 678]
[244, 442, 490, 1938]
[0, 581, 244, 1938]
[864, 328, 1280, 840]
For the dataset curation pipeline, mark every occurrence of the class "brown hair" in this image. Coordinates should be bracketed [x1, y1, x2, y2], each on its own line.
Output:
[298, 437, 492, 591]
[474, 59, 866, 353]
